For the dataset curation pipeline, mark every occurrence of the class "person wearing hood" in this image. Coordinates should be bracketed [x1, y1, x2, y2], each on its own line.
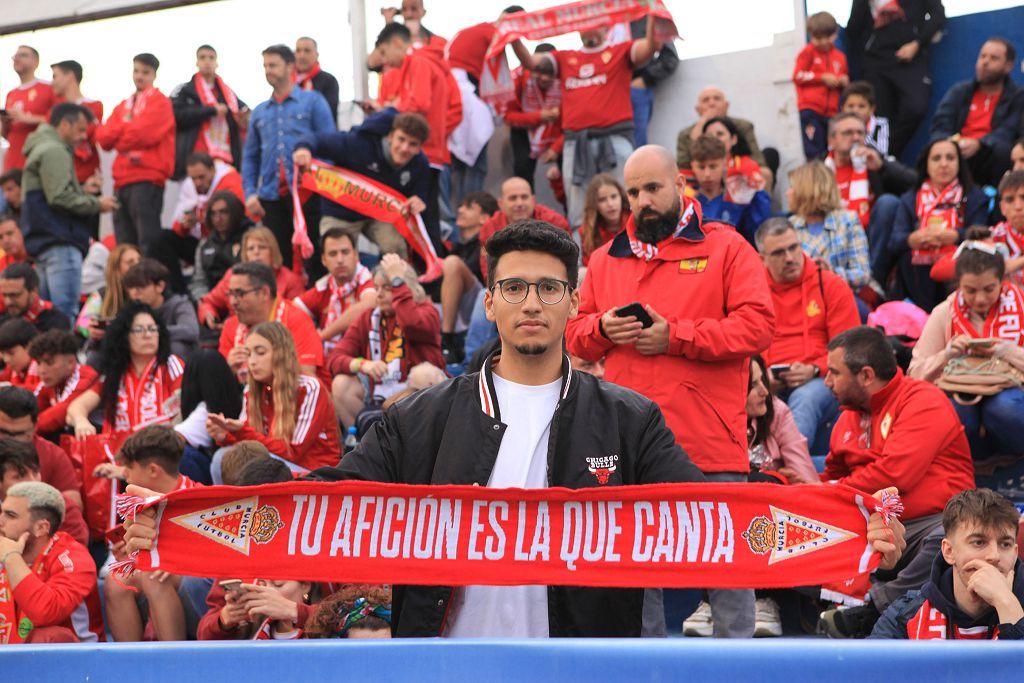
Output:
[20, 103, 118, 321]
[871, 488, 1024, 640]
[757, 218, 860, 453]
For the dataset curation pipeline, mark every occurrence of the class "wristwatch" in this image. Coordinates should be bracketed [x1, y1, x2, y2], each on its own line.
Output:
[390, 276, 404, 288]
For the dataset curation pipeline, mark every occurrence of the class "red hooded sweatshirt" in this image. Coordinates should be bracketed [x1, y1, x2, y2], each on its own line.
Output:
[96, 87, 175, 189]
[764, 255, 860, 375]
[395, 48, 463, 166]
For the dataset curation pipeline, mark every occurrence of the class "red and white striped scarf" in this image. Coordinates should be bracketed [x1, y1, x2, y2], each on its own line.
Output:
[905, 598, 998, 640]
[193, 73, 239, 163]
[950, 281, 1024, 346]
[992, 221, 1024, 286]
[326, 265, 372, 328]
[870, 0, 905, 29]
[111, 356, 182, 433]
[912, 179, 964, 265]
[521, 73, 561, 158]
[625, 197, 699, 261]
[293, 62, 322, 90]
[825, 152, 871, 229]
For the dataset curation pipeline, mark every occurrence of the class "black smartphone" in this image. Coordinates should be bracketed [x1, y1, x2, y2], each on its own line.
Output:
[769, 364, 792, 376]
[615, 302, 654, 328]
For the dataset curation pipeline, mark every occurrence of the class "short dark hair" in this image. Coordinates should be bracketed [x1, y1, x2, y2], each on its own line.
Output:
[185, 151, 215, 170]
[118, 425, 183, 475]
[392, 112, 430, 144]
[320, 227, 357, 252]
[956, 244, 1006, 281]
[462, 191, 498, 217]
[0, 212, 17, 226]
[2, 262, 38, 291]
[806, 11, 839, 38]
[0, 169, 22, 187]
[485, 220, 579, 288]
[502, 5, 525, 13]
[691, 134, 727, 163]
[841, 80, 876, 108]
[133, 53, 160, 71]
[28, 329, 78, 360]
[998, 169, 1024, 198]
[0, 385, 39, 421]
[51, 59, 83, 84]
[196, 44, 217, 56]
[985, 37, 1017, 66]
[0, 318, 38, 352]
[827, 326, 898, 381]
[376, 23, 412, 47]
[232, 261, 277, 297]
[262, 44, 295, 64]
[123, 258, 171, 290]
[943, 488, 1021, 537]
[236, 456, 293, 486]
[828, 112, 865, 137]
[535, 43, 555, 53]
[0, 438, 39, 477]
[49, 102, 93, 127]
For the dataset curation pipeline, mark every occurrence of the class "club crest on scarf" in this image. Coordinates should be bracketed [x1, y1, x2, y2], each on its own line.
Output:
[742, 505, 858, 564]
[585, 455, 618, 485]
[170, 497, 284, 555]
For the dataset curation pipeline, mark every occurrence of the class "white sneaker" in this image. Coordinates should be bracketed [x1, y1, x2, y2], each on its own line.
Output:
[683, 600, 713, 637]
[754, 597, 783, 637]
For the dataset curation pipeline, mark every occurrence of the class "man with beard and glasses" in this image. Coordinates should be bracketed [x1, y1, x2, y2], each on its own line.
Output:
[566, 144, 775, 638]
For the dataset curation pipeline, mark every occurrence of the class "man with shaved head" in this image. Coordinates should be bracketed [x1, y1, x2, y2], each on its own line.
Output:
[675, 86, 770, 183]
[567, 144, 775, 638]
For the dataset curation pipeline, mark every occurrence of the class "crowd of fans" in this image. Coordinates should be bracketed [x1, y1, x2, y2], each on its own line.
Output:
[0, 0, 1023, 645]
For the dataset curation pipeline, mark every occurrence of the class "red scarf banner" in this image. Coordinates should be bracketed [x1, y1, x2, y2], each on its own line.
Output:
[193, 73, 239, 163]
[912, 179, 964, 265]
[951, 281, 1024, 345]
[117, 481, 896, 590]
[297, 161, 443, 282]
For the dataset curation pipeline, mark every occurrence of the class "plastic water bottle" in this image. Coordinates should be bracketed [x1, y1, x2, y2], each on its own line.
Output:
[343, 426, 358, 452]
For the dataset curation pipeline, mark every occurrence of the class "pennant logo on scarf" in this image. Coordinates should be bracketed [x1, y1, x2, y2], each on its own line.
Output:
[169, 497, 283, 555]
[743, 506, 858, 564]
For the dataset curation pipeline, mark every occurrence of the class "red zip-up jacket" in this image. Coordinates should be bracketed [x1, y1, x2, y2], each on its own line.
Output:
[478, 204, 570, 282]
[96, 87, 175, 189]
[198, 265, 306, 323]
[197, 580, 321, 640]
[395, 49, 462, 166]
[793, 43, 848, 117]
[822, 370, 974, 520]
[566, 211, 776, 473]
[764, 255, 860, 375]
[35, 363, 99, 437]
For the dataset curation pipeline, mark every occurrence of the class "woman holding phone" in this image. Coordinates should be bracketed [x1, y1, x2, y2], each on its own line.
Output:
[908, 244, 1024, 460]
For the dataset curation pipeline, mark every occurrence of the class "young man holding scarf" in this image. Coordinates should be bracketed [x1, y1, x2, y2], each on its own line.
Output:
[170, 45, 248, 181]
[294, 37, 339, 126]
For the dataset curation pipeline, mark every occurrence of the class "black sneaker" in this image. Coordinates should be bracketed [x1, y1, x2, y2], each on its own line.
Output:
[819, 603, 880, 638]
[441, 332, 465, 365]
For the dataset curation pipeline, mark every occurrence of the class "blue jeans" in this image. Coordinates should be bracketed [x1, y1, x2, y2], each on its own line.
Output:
[631, 87, 654, 147]
[953, 388, 1024, 459]
[868, 194, 901, 285]
[783, 378, 839, 456]
[438, 164, 455, 235]
[35, 244, 83, 321]
[178, 576, 214, 639]
[451, 142, 489, 231]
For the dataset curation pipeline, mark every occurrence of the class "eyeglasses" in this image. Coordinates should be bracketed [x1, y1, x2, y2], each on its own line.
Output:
[227, 287, 258, 300]
[129, 325, 160, 336]
[491, 278, 571, 305]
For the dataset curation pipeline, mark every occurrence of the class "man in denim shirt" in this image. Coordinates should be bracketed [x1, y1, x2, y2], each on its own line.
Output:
[242, 44, 334, 277]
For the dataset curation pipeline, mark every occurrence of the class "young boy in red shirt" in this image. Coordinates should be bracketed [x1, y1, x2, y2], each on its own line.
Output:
[793, 12, 848, 160]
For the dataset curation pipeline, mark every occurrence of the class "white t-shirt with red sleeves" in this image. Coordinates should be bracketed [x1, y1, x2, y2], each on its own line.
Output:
[546, 41, 635, 132]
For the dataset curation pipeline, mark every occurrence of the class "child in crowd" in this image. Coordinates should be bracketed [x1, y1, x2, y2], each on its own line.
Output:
[991, 170, 1024, 286]
[690, 135, 770, 245]
[0, 318, 40, 391]
[793, 11, 848, 159]
[841, 81, 890, 156]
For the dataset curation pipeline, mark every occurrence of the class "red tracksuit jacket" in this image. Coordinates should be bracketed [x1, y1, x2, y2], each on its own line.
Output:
[96, 87, 175, 189]
[793, 44, 848, 117]
[396, 50, 463, 166]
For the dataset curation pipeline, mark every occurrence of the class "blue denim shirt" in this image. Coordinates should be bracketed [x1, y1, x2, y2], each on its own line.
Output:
[242, 86, 335, 201]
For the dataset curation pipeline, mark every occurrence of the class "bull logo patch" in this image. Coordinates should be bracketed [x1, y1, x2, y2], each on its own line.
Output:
[742, 506, 858, 564]
[586, 454, 618, 485]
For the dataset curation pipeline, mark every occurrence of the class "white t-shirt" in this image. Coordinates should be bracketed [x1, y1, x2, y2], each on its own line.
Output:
[445, 374, 561, 638]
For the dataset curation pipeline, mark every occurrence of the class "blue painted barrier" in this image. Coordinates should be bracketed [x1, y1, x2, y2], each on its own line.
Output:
[3, 639, 1023, 682]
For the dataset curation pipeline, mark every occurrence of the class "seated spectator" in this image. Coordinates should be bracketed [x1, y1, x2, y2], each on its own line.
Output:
[1013, 138, 1024, 172]
[746, 356, 817, 484]
[293, 228, 376, 354]
[676, 86, 772, 185]
[929, 38, 1023, 188]
[0, 212, 28, 270]
[757, 218, 860, 453]
[0, 263, 70, 332]
[124, 258, 200, 360]
[819, 327, 975, 638]
[786, 161, 871, 293]
[0, 481, 104, 643]
[0, 318, 40, 391]
[479, 177, 569, 283]
[218, 261, 324, 382]
[28, 329, 98, 439]
[691, 134, 770, 244]
[105, 425, 196, 642]
[503, 43, 561, 190]
[793, 12, 848, 160]
[76, 244, 141, 369]
[439, 192, 497, 363]
[329, 254, 445, 429]
[151, 151, 244, 293]
[841, 81, 890, 156]
[189, 191, 248, 302]
[580, 174, 628, 265]
[0, 169, 22, 223]
[209, 321, 339, 479]
[217, 440, 272, 487]
[293, 108, 431, 259]
[701, 116, 768, 190]
[66, 302, 184, 438]
[198, 226, 304, 331]
[306, 584, 392, 639]
[991, 170, 1024, 287]
[908, 245, 1024, 461]
[0, 439, 87, 545]
[0, 386, 82, 508]
[891, 138, 989, 311]
[870, 488, 1023, 640]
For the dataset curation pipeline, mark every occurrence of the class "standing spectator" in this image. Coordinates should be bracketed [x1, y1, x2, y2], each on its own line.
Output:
[0, 318, 41, 391]
[503, 44, 561, 191]
[0, 213, 28, 270]
[293, 108, 430, 259]
[21, 103, 116, 319]
[478, 177, 569, 283]
[580, 174, 629, 265]
[566, 145, 775, 637]
[1, 45, 54, 172]
[756, 218, 861, 453]
[76, 244, 141, 368]
[841, 81, 890, 156]
[382, 0, 446, 49]
[27, 329, 98, 439]
[50, 60, 104, 185]
[690, 135, 770, 245]
[0, 170, 22, 223]
[891, 138, 988, 311]
[0, 263, 70, 332]
[793, 12, 849, 160]
[929, 38, 1024, 187]
[628, 18, 678, 147]
[96, 53, 175, 254]
[242, 45, 334, 272]
[294, 37, 340, 124]
[845, 0, 946, 158]
[124, 259, 199, 360]
[189, 191, 248, 303]
[512, 17, 660, 228]
[170, 45, 247, 179]
[676, 87, 771, 185]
